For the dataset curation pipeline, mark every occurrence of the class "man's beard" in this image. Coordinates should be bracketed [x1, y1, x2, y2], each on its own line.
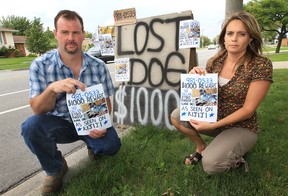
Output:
[64, 41, 78, 54]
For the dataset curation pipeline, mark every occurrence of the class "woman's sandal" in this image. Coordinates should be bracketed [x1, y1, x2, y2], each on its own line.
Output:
[184, 152, 202, 165]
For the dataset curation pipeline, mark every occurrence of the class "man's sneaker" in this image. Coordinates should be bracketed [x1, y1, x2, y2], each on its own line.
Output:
[40, 158, 68, 195]
[88, 148, 98, 161]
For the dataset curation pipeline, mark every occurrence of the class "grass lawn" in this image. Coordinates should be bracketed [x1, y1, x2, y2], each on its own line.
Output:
[0, 56, 35, 70]
[59, 69, 288, 195]
[265, 51, 288, 62]
[264, 45, 288, 52]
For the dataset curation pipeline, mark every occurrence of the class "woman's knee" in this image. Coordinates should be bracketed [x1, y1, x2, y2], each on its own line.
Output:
[170, 116, 179, 128]
[202, 153, 228, 175]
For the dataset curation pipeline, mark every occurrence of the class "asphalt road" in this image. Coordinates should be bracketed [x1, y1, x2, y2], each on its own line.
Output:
[0, 49, 216, 194]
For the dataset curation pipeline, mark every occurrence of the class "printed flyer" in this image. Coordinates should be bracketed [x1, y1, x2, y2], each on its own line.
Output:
[179, 19, 200, 49]
[180, 74, 218, 122]
[99, 33, 114, 56]
[115, 57, 130, 82]
[66, 84, 111, 135]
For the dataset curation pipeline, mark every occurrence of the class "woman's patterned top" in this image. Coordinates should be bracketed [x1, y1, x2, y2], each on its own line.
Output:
[206, 55, 273, 133]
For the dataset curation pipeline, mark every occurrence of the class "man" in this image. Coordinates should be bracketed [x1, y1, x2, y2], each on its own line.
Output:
[21, 10, 121, 195]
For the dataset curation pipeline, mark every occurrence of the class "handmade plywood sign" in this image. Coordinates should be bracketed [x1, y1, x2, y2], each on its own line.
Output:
[114, 8, 137, 26]
[112, 10, 198, 129]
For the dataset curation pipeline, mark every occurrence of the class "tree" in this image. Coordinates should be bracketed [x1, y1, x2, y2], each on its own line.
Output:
[85, 31, 93, 39]
[25, 17, 50, 54]
[44, 27, 57, 50]
[244, 0, 288, 53]
[0, 15, 31, 36]
[212, 35, 220, 45]
[44, 27, 55, 39]
[262, 31, 278, 44]
[200, 36, 211, 47]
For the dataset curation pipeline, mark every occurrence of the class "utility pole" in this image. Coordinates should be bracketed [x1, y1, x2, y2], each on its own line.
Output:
[201, 28, 204, 48]
[225, 0, 243, 18]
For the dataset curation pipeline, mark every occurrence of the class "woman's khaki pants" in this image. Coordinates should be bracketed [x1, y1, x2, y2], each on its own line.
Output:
[171, 108, 258, 175]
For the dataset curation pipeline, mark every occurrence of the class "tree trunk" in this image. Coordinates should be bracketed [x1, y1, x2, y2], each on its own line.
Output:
[225, 0, 244, 18]
[275, 34, 283, 53]
[275, 25, 287, 53]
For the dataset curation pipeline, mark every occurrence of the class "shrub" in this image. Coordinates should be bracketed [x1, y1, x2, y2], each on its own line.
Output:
[0, 46, 21, 58]
[0, 46, 9, 57]
[27, 53, 38, 57]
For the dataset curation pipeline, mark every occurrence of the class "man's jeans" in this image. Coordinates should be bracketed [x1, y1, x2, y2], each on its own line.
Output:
[21, 114, 121, 176]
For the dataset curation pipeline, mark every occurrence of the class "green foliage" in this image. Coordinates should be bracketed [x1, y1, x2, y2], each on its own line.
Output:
[262, 31, 277, 43]
[25, 17, 50, 54]
[44, 28, 57, 51]
[13, 49, 21, 57]
[0, 15, 31, 36]
[27, 53, 38, 57]
[85, 31, 93, 39]
[0, 46, 21, 57]
[0, 46, 9, 56]
[201, 36, 211, 47]
[244, 0, 288, 53]
[44, 27, 55, 39]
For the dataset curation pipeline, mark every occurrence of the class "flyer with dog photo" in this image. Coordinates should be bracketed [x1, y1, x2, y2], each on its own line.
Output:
[66, 84, 111, 135]
[179, 19, 200, 48]
[115, 57, 130, 82]
[180, 74, 218, 122]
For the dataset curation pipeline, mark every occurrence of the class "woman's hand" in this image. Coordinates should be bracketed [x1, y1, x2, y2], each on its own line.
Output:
[189, 67, 206, 75]
[88, 129, 107, 139]
[189, 119, 214, 132]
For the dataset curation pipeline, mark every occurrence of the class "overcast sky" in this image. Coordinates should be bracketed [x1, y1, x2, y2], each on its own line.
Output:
[1, 0, 250, 39]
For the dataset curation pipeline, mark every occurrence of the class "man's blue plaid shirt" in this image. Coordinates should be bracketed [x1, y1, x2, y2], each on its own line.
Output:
[29, 49, 114, 122]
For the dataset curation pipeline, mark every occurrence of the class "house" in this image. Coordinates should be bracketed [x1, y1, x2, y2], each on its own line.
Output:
[281, 37, 288, 47]
[0, 27, 31, 57]
[13, 36, 29, 56]
[0, 27, 19, 48]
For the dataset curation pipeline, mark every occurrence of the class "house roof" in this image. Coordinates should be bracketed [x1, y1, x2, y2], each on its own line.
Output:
[0, 27, 19, 32]
[13, 36, 26, 43]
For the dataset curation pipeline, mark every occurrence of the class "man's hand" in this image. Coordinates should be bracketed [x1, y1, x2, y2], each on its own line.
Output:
[48, 78, 86, 94]
[30, 78, 86, 114]
[88, 129, 107, 139]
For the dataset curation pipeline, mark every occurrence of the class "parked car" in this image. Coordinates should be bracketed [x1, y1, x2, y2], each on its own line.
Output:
[207, 44, 217, 50]
[86, 47, 114, 63]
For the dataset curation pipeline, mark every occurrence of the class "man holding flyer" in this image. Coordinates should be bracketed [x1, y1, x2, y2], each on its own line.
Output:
[21, 10, 121, 195]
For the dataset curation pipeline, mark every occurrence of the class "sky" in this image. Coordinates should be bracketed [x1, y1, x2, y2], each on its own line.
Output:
[1, 0, 250, 40]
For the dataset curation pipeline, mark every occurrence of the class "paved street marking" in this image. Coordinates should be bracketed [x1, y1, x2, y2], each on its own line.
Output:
[0, 89, 30, 97]
[0, 105, 30, 115]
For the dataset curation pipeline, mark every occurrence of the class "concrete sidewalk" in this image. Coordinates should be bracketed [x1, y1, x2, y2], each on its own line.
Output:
[272, 61, 288, 69]
[2, 61, 287, 196]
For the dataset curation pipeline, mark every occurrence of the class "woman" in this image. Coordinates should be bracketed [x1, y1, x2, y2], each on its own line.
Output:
[171, 11, 273, 175]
